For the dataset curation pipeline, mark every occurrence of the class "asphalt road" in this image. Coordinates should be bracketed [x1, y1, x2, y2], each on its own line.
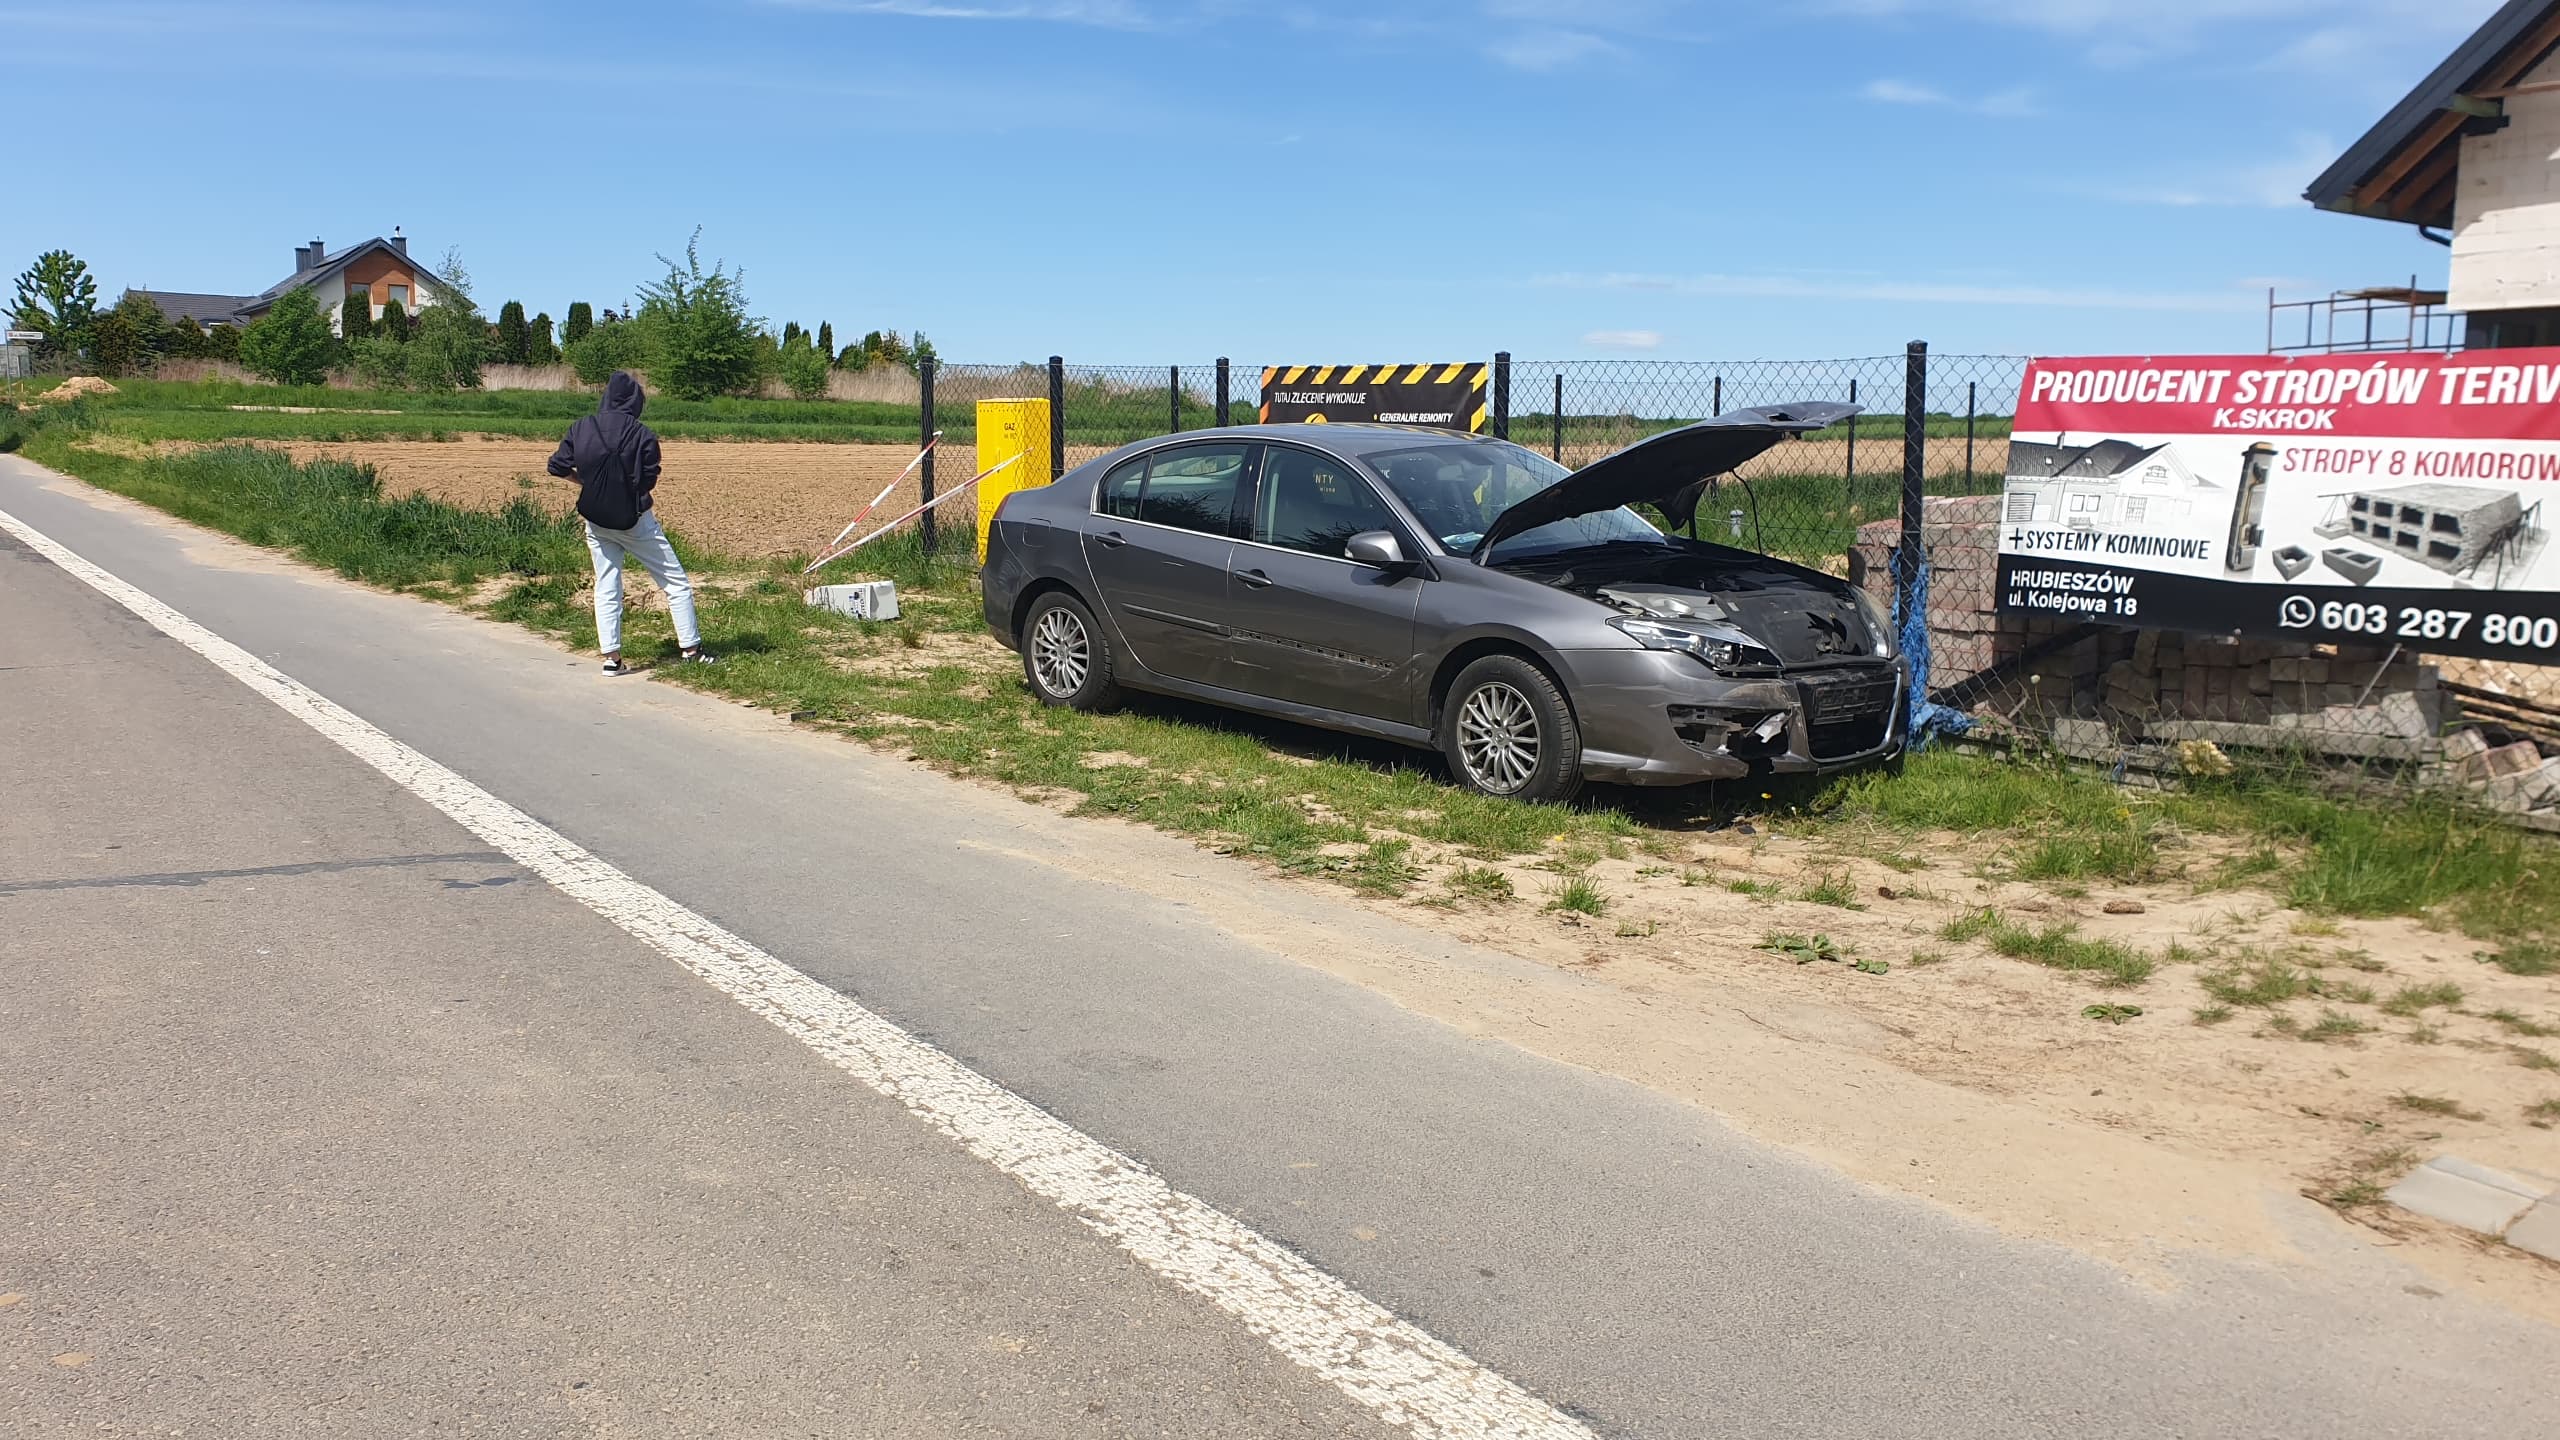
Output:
[4, 452, 2555, 1438]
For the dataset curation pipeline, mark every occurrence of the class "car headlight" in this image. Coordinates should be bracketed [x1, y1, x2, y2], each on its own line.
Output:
[1609, 616, 1782, 675]
[1851, 589, 1899, 658]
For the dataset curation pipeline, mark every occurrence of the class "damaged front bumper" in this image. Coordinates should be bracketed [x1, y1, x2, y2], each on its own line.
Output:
[1551, 649, 1908, 786]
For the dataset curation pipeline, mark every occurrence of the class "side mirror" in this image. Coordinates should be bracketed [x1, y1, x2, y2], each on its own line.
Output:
[1344, 530, 1410, 569]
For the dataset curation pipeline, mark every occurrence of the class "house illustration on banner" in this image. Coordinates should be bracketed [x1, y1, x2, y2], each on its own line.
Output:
[2002, 438, 2219, 530]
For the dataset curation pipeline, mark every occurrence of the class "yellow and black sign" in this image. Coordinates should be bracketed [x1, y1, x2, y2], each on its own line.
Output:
[1259, 363, 1488, 433]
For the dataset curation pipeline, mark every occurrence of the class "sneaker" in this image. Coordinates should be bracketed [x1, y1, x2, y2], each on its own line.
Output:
[681, 650, 718, 666]
[602, 657, 628, 676]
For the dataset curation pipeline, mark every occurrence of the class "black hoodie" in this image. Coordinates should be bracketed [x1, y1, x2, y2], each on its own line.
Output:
[547, 371, 662, 530]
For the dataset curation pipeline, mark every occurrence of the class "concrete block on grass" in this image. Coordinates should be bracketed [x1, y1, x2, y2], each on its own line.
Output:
[2385, 1156, 2548, 1236]
[2507, 1199, 2560, 1262]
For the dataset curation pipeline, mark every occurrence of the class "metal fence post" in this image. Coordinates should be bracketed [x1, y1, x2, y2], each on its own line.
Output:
[1170, 365, 1181, 435]
[1712, 375, 1722, 417]
[918, 356, 937, 551]
[1845, 377, 1859, 494]
[1551, 372, 1564, 462]
[1896, 342, 1928, 630]
[1964, 381, 1977, 494]
[1492, 351, 1511, 439]
[1215, 357, 1230, 427]
[1047, 355, 1066, 479]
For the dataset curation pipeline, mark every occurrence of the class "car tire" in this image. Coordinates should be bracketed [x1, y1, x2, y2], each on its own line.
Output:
[1021, 591, 1122, 712]
[1441, 654, 1583, 806]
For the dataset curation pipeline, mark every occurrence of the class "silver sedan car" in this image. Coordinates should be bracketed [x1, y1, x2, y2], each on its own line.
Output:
[980, 406, 1906, 805]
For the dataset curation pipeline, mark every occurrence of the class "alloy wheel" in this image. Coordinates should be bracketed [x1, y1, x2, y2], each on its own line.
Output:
[1456, 681, 1539, 793]
[1030, 607, 1090, 697]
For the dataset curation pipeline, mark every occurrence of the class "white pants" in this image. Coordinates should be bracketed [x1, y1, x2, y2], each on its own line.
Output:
[584, 513, 700, 654]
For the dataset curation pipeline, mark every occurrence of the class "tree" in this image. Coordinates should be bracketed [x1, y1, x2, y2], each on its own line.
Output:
[376, 298, 410, 342]
[779, 332, 829, 401]
[635, 228, 761, 400]
[91, 291, 169, 376]
[495, 299, 530, 366]
[403, 246, 489, 390]
[340, 290, 374, 342]
[10, 249, 99, 358]
[910, 331, 937, 373]
[528, 311, 560, 366]
[167, 315, 209, 359]
[205, 321, 241, 362]
[563, 301, 593, 347]
[816, 321, 834, 364]
[782, 320, 803, 347]
[238, 288, 334, 385]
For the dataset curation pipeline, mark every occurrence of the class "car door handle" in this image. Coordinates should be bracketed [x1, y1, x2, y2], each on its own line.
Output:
[1094, 531, 1128, 549]
[1236, 568, 1274, 588]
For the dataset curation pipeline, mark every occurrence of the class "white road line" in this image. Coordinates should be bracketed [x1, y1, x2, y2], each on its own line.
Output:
[0, 503, 1595, 1440]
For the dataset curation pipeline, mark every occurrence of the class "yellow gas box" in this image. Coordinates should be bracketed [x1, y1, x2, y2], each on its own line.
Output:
[975, 398, 1053, 560]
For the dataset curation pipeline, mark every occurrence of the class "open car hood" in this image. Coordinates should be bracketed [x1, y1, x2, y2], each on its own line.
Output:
[1477, 402, 1860, 556]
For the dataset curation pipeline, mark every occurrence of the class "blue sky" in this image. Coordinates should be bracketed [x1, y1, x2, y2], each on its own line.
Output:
[4, 0, 2501, 363]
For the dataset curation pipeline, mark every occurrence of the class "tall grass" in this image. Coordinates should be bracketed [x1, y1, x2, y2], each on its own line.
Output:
[50, 440, 588, 589]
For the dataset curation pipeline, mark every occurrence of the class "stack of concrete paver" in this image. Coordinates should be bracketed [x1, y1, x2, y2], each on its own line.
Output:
[2386, 1156, 2560, 1261]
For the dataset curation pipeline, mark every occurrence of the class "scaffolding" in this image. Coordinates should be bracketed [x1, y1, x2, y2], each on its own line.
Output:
[2266, 281, 2465, 354]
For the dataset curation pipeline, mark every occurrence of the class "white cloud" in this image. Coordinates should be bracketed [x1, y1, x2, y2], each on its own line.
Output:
[1584, 329, 1665, 350]
[1863, 78, 1949, 105]
[764, 0, 1154, 25]
[1485, 28, 1621, 70]
[1538, 270, 2261, 314]
[2060, 130, 2338, 207]
[1820, 0, 2475, 71]
[1860, 77, 2040, 116]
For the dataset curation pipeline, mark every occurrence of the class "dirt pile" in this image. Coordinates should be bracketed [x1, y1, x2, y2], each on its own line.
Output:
[40, 376, 117, 402]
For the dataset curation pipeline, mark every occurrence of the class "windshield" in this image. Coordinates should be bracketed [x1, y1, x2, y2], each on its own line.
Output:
[1365, 440, 1667, 559]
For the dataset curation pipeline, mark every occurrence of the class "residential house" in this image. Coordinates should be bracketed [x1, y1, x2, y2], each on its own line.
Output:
[125, 229, 455, 336]
[2303, 0, 2560, 349]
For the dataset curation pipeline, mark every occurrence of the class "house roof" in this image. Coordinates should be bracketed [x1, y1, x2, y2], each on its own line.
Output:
[2303, 0, 2560, 228]
[234, 237, 454, 317]
[2007, 439, 2170, 481]
[122, 289, 259, 327]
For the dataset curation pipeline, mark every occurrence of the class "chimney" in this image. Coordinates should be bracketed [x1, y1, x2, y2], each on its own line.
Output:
[390, 226, 406, 256]
[294, 243, 311, 272]
[307, 236, 324, 269]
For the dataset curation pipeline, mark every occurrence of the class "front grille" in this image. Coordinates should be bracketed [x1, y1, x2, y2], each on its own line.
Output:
[1797, 669, 1896, 760]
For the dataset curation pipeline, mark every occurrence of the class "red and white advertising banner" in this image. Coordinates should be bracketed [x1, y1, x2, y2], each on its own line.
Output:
[1998, 352, 2560, 662]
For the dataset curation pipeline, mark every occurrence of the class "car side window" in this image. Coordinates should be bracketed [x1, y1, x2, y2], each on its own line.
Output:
[1098, 457, 1146, 520]
[1255, 447, 1396, 559]
[1138, 443, 1248, 537]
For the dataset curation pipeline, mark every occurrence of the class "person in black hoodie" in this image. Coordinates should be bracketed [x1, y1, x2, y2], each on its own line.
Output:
[547, 371, 713, 673]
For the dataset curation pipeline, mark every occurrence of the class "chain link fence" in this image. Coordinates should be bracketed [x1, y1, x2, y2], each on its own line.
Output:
[884, 347, 2556, 805]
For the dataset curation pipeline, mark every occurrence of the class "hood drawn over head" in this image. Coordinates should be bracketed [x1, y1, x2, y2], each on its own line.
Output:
[603, 370, 646, 419]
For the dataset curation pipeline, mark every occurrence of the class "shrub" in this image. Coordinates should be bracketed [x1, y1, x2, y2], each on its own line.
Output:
[404, 273, 489, 390]
[341, 290, 373, 342]
[238, 287, 334, 385]
[527, 311, 559, 365]
[563, 319, 648, 385]
[166, 315, 209, 359]
[635, 229, 761, 400]
[779, 334, 829, 400]
[377, 298, 410, 342]
[92, 292, 167, 376]
[205, 320, 241, 360]
[495, 300, 529, 365]
[562, 301, 593, 346]
[347, 333, 409, 388]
